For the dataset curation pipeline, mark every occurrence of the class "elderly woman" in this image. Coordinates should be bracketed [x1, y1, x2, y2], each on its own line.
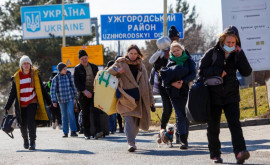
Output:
[160, 41, 196, 149]
[4, 55, 52, 150]
[107, 44, 155, 152]
[198, 26, 252, 164]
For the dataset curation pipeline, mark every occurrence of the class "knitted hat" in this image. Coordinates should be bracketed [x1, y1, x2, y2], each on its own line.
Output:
[169, 26, 180, 39]
[106, 60, 115, 68]
[78, 49, 88, 59]
[57, 62, 66, 72]
[19, 55, 32, 68]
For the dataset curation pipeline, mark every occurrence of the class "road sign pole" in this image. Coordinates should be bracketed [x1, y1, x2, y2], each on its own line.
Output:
[163, 0, 167, 36]
[252, 71, 258, 116]
[62, 0, 66, 48]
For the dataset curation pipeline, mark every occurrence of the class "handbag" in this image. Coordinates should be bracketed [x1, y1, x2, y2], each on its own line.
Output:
[204, 76, 223, 86]
[185, 82, 210, 124]
[124, 88, 140, 101]
[1, 112, 17, 139]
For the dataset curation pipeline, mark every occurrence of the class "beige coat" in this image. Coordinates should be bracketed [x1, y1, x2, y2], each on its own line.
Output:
[107, 57, 154, 131]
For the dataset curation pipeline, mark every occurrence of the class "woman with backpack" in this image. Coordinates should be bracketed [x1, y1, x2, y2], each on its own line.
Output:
[198, 26, 252, 164]
[50, 62, 78, 138]
[4, 55, 52, 150]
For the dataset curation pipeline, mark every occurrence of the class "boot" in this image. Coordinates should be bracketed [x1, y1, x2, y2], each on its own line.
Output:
[175, 132, 180, 144]
[29, 140, 36, 150]
[180, 134, 188, 150]
[23, 139, 29, 149]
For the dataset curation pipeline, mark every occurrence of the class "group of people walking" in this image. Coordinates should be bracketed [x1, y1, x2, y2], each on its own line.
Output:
[4, 25, 251, 164]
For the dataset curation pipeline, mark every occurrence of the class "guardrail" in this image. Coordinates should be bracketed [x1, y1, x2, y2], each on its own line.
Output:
[154, 95, 162, 108]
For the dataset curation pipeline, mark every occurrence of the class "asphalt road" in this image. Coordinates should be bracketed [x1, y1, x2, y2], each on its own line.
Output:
[0, 124, 269, 165]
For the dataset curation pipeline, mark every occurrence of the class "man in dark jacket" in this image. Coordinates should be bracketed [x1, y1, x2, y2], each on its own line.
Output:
[73, 50, 102, 139]
[198, 26, 252, 164]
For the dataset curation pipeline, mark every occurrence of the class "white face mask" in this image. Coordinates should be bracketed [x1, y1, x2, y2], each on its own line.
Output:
[223, 45, 235, 53]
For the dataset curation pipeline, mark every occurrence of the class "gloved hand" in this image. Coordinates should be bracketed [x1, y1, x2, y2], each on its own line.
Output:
[150, 104, 156, 112]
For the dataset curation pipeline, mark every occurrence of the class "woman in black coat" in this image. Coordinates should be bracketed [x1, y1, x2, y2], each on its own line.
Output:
[160, 41, 196, 149]
[198, 26, 252, 164]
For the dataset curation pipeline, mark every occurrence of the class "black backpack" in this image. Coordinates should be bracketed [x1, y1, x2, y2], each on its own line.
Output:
[1, 113, 17, 139]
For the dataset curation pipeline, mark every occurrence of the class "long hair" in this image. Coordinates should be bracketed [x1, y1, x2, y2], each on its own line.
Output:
[218, 33, 239, 46]
[125, 44, 143, 59]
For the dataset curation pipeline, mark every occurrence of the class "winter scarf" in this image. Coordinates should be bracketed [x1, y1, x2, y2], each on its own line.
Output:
[169, 51, 188, 66]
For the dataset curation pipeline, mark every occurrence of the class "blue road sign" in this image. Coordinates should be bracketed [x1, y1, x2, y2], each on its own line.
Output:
[101, 13, 183, 40]
[21, 3, 91, 39]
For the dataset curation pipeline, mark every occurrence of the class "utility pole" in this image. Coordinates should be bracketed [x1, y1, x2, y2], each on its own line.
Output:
[62, 0, 66, 48]
[163, 0, 167, 36]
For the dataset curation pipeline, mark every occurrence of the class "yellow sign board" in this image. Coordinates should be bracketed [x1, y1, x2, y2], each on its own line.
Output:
[62, 45, 104, 67]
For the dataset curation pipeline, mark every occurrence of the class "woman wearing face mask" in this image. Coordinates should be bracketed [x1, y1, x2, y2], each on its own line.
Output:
[198, 26, 252, 164]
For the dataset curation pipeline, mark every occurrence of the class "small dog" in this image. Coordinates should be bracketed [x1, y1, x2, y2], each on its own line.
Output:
[157, 123, 175, 148]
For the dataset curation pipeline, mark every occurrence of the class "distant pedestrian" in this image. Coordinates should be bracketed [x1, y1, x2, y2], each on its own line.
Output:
[107, 44, 155, 152]
[160, 41, 196, 149]
[198, 25, 252, 164]
[45, 73, 62, 130]
[74, 50, 103, 140]
[50, 62, 78, 138]
[4, 55, 52, 150]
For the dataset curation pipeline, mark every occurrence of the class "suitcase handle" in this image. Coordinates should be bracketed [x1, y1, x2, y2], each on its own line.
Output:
[99, 71, 111, 87]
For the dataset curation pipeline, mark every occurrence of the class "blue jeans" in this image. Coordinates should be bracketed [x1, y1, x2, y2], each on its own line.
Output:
[170, 95, 189, 135]
[59, 101, 77, 134]
[109, 113, 117, 132]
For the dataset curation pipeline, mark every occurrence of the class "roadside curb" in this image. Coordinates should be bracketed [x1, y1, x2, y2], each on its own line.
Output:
[189, 118, 270, 131]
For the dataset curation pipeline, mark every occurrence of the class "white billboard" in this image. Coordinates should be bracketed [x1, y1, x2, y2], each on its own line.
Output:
[21, 3, 91, 39]
[222, 0, 270, 71]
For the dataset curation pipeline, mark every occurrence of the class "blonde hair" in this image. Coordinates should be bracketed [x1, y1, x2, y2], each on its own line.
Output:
[218, 33, 239, 45]
[169, 41, 185, 54]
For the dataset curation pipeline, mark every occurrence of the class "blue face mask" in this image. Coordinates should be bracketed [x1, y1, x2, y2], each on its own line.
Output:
[223, 45, 235, 53]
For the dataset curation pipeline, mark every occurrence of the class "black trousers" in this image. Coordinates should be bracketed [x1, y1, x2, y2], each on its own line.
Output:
[20, 103, 37, 141]
[78, 94, 101, 136]
[207, 102, 246, 158]
[159, 84, 173, 129]
[117, 113, 123, 130]
[49, 103, 62, 124]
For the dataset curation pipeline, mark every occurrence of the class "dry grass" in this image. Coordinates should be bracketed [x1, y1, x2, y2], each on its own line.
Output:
[151, 85, 269, 125]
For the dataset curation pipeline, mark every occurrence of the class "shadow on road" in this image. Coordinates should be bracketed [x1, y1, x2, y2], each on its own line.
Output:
[136, 149, 209, 156]
[17, 149, 94, 154]
[103, 136, 154, 143]
[190, 139, 270, 152]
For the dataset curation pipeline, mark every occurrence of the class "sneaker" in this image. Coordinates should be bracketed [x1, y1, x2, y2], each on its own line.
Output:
[212, 157, 223, 164]
[52, 122, 56, 129]
[119, 128, 124, 133]
[62, 134, 68, 138]
[95, 132, 103, 139]
[180, 143, 188, 150]
[236, 150, 250, 164]
[84, 136, 90, 140]
[58, 124, 62, 130]
[70, 131, 78, 137]
[128, 143, 137, 152]
[23, 139, 29, 149]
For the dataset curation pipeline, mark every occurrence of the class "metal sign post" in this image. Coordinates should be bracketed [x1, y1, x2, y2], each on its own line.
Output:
[62, 0, 66, 48]
[163, 0, 167, 36]
[252, 71, 258, 116]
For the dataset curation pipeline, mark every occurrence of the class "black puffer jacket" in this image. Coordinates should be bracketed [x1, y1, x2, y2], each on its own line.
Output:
[162, 52, 196, 98]
[198, 26, 252, 105]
